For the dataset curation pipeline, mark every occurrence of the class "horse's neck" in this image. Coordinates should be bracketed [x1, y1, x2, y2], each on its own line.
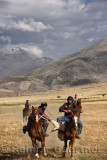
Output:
[25, 106, 29, 110]
[67, 119, 74, 128]
[32, 119, 41, 128]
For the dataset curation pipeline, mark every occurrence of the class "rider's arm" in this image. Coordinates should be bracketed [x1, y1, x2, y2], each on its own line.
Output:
[38, 107, 43, 115]
[59, 104, 66, 112]
[43, 113, 51, 121]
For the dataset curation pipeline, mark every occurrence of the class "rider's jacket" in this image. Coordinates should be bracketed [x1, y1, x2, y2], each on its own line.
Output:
[59, 102, 74, 117]
[25, 103, 29, 109]
[30, 106, 51, 121]
[38, 106, 51, 121]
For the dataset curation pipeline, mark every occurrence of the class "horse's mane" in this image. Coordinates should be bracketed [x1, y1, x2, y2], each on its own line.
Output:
[72, 103, 79, 112]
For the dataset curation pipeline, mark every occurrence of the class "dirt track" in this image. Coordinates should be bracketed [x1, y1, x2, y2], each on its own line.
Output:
[0, 82, 107, 160]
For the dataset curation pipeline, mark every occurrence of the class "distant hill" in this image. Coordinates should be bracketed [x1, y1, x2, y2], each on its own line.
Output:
[0, 38, 107, 97]
[27, 37, 107, 87]
[0, 47, 53, 80]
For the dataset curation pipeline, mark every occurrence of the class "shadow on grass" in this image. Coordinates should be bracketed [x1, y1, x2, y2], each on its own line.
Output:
[79, 154, 89, 160]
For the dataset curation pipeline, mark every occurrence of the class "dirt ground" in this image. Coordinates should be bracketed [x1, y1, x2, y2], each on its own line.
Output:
[0, 82, 107, 160]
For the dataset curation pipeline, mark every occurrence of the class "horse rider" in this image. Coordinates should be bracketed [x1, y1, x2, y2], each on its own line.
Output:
[25, 100, 30, 109]
[74, 94, 83, 113]
[57, 96, 83, 139]
[73, 94, 78, 104]
[23, 102, 51, 136]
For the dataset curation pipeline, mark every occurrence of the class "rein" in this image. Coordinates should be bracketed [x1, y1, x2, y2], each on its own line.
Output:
[38, 115, 47, 121]
[32, 114, 48, 122]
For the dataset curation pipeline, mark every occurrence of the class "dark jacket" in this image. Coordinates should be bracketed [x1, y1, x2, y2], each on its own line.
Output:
[38, 106, 51, 121]
[59, 102, 74, 117]
[38, 106, 44, 115]
[25, 102, 29, 109]
[59, 102, 80, 117]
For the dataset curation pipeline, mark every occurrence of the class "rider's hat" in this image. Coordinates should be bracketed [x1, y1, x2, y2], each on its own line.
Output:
[67, 96, 73, 101]
[41, 101, 47, 106]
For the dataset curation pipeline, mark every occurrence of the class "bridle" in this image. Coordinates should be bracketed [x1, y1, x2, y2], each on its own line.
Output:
[70, 111, 79, 131]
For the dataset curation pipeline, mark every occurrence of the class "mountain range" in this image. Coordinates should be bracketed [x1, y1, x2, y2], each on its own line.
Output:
[0, 38, 107, 97]
[0, 47, 53, 80]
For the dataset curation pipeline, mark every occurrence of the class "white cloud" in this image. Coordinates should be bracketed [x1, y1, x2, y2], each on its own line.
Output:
[0, 0, 107, 59]
[26, 46, 43, 57]
[0, 43, 43, 57]
[0, 18, 53, 32]
[0, 36, 11, 43]
[15, 44, 43, 57]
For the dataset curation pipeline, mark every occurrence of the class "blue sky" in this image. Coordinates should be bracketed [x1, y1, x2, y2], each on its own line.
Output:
[0, 0, 107, 59]
[85, 0, 92, 4]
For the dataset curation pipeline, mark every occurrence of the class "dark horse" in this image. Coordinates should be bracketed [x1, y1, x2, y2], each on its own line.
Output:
[28, 106, 47, 158]
[23, 106, 30, 122]
[63, 105, 80, 159]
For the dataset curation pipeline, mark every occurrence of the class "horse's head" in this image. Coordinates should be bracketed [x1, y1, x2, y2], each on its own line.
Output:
[77, 98, 81, 105]
[32, 106, 40, 123]
[70, 104, 80, 131]
[71, 111, 79, 131]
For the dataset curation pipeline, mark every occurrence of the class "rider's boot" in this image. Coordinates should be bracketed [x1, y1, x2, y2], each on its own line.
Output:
[43, 122, 49, 137]
[23, 116, 32, 134]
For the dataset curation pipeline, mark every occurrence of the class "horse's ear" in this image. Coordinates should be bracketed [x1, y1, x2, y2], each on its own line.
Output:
[32, 106, 34, 110]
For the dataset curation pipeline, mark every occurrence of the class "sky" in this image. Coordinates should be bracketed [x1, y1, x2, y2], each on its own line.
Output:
[0, 0, 107, 59]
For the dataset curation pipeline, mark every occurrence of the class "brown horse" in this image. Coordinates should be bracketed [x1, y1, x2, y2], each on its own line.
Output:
[77, 99, 82, 119]
[23, 107, 30, 122]
[63, 106, 80, 159]
[28, 106, 47, 158]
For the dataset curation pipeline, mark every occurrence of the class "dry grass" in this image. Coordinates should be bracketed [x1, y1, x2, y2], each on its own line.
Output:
[0, 82, 107, 160]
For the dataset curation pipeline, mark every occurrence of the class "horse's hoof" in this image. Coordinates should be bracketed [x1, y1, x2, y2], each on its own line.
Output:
[44, 152, 47, 157]
[68, 149, 71, 155]
[62, 153, 66, 158]
[35, 153, 39, 158]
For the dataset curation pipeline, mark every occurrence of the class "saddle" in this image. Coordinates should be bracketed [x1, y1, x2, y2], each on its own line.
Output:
[58, 124, 66, 141]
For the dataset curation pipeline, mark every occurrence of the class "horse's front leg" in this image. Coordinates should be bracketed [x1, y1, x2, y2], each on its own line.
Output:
[41, 138, 47, 157]
[26, 116, 27, 122]
[31, 138, 39, 158]
[63, 139, 67, 158]
[70, 138, 75, 159]
[23, 113, 25, 122]
[23, 116, 24, 123]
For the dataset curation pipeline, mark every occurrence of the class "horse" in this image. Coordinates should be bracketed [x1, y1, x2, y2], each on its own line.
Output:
[23, 106, 30, 122]
[28, 106, 47, 158]
[63, 105, 80, 159]
[77, 99, 82, 119]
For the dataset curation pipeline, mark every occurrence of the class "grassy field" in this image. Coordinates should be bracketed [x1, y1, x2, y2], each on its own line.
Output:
[0, 82, 107, 160]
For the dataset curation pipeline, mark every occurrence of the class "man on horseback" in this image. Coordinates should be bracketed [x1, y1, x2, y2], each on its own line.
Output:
[38, 102, 51, 136]
[57, 96, 83, 139]
[25, 100, 30, 109]
[74, 94, 83, 114]
[23, 102, 51, 136]
[73, 94, 78, 104]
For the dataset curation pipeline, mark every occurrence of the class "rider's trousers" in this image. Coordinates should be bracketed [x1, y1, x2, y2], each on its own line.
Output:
[57, 116, 83, 134]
